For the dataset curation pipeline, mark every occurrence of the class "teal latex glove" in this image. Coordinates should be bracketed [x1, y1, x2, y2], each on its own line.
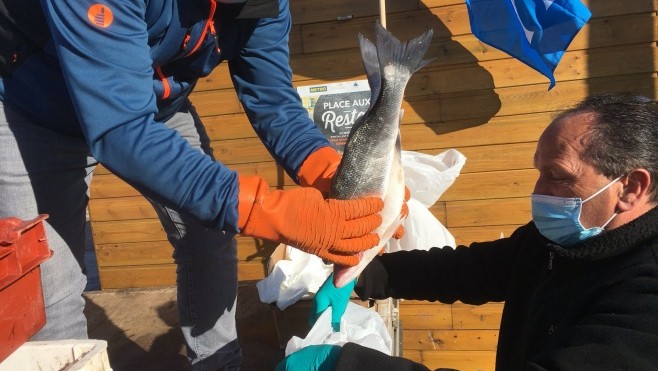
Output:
[275, 344, 341, 371]
[309, 273, 356, 332]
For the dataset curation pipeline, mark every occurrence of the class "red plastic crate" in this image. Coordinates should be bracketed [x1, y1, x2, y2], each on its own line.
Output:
[0, 215, 52, 363]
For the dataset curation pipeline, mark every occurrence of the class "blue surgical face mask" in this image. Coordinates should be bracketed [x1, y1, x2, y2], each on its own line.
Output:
[531, 175, 623, 247]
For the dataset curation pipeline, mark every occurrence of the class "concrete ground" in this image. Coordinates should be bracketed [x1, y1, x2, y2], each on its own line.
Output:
[83, 282, 290, 371]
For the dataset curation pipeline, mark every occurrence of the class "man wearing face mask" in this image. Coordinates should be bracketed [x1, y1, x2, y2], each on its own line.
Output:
[277, 92, 658, 371]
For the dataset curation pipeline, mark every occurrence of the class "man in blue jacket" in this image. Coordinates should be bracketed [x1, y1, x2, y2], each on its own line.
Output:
[0, 0, 386, 369]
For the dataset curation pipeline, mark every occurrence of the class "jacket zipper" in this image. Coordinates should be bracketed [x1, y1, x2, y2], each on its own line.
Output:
[160, 0, 219, 99]
[184, 0, 220, 57]
[209, 19, 220, 53]
[155, 66, 170, 99]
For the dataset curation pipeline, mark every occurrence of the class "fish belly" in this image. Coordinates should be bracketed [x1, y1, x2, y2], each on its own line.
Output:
[333, 148, 404, 288]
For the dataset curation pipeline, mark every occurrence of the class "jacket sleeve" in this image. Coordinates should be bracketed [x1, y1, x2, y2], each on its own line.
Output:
[39, 0, 241, 231]
[228, 0, 332, 183]
[356, 223, 538, 304]
[336, 343, 433, 371]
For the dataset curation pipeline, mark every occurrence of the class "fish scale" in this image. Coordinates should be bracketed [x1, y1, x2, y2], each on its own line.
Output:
[331, 22, 433, 288]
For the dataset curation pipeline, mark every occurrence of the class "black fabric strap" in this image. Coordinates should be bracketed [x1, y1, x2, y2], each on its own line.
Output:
[237, 0, 279, 19]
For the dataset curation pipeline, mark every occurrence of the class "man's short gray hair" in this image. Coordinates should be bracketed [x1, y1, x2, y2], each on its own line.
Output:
[554, 92, 658, 202]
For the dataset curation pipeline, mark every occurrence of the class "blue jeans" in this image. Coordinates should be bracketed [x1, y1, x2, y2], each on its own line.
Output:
[0, 101, 242, 370]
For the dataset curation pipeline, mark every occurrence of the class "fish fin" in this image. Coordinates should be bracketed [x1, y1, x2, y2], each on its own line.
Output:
[358, 33, 381, 114]
[374, 20, 434, 75]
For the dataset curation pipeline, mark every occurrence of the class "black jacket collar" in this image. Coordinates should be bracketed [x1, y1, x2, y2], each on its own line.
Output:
[550, 206, 658, 260]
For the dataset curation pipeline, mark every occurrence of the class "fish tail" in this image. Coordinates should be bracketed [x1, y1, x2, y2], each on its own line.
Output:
[374, 20, 434, 76]
[358, 33, 382, 115]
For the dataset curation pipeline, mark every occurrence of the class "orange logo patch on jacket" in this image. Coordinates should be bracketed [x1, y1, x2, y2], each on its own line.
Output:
[87, 4, 113, 28]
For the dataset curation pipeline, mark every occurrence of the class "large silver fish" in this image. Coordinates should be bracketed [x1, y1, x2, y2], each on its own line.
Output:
[331, 22, 433, 288]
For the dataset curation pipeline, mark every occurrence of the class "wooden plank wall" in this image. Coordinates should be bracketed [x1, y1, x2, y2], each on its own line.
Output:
[87, 0, 657, 369]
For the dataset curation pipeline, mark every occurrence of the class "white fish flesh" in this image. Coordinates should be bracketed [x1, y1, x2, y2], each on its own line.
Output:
[331, 22, 433, 288]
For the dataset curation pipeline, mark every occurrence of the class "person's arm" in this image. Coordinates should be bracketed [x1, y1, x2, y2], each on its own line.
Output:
[337, 343, 437, 371]
[40, 0, 241, 229]
[356, 223, 539, 304]
[227, 0, 334, 184]
[307, 223, 539, 334]
[276, 343, 436, 371]
[39, 1, 384, 264]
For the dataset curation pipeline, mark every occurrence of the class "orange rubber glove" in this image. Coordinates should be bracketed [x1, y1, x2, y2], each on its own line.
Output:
[297, 146, 342, 195]
[238, 176, 384, 266]
[392, 186, 411, 239]
[298, 146, 411, 241]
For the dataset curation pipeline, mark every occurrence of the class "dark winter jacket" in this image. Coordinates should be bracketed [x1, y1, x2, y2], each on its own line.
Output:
[0, 0, 330, 231]
[339, 206, 658, 370]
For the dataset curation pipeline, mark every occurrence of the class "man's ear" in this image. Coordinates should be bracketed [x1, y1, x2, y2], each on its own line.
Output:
[617, 169, 652, 211]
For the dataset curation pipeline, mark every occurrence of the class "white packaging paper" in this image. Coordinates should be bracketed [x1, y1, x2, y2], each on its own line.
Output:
[285, 303, 392, 356]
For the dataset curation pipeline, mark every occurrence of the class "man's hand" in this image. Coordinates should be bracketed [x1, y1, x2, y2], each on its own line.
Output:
[309, 273, 355, 331]
[392, 186, 411, 240]
[297, 146, 411, 243]
[298, 146, 342, 195]
[238, 176, 383, 266]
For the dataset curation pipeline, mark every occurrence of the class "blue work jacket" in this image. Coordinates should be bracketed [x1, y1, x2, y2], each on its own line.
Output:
[0, 0, 331, 232]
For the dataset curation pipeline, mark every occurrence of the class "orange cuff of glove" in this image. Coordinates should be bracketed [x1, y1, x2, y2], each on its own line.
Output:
[297, 146, 342, 194]
[237, 175, 291, 242]
[237, 175, 269, 232]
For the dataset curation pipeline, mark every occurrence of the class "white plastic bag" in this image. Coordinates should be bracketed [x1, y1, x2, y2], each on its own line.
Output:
[401, 149, 466, 208]
[386, 149, 466, 253]
[285, 302, 392, 356]
[386, 197, 456, 253]
[256, 246, 332, 310]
